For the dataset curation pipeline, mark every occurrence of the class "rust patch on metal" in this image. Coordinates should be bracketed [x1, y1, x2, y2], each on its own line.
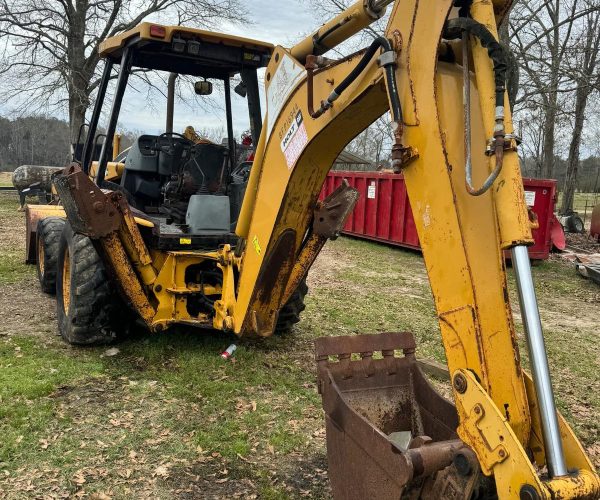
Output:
[99, 233, 155, 326]
[391, 141, 419, 172]
[405, 0, 420, 125]
[313, 179, 359, 239]
[248, 229, 297, 336]
[282, 180, 359, 306]
[111, 193, 153, 266]
[255, 229, 296, 304]
[53, 163, 121, 238]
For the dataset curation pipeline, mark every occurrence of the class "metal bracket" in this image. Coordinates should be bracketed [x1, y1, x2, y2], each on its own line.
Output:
[391, 142, 419, 172]
[461, 402, 509, 471]
[313, 179, 359, 239]
[53, 163, 122, 238]
[213, 244, 237, 332]
[377, 50, 396, 67]
[452, 369, 553, 498]
[485, 133, 520, 156]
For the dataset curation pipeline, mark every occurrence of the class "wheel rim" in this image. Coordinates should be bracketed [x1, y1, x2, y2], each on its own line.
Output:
[37, 235, 45, 276]
[62, 247, 71, 315]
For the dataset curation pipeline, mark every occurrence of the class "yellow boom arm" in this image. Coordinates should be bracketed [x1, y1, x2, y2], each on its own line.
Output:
[226, 0, 599, 498]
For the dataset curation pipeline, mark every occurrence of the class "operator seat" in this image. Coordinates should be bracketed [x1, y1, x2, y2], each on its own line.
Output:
[120, 134, 162, 207]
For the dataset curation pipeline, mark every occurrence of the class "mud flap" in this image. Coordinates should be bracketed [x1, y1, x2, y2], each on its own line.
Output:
[24, 205, 66, 263]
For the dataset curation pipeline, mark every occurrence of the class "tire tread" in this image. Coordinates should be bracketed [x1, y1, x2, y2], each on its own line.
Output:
[57, 224, 124, 345]
[274, 280, 308, 335]
[36, 217, 66, 294]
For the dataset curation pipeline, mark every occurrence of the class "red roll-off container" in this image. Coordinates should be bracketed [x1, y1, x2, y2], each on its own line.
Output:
[320, 172, 559, 260]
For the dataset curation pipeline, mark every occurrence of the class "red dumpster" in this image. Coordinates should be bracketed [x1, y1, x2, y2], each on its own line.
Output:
[320, 172, 559, 260]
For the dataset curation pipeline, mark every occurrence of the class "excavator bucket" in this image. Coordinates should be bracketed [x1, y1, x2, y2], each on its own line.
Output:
[315, 332, 488, 499]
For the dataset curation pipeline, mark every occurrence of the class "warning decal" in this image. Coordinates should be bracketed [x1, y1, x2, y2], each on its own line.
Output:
[524, 190, 536, 206]
[252, 235, 261, 255]
[367, 182, 376, 199]
[266, 53, 305, 140]
[280, 110, 308, 169]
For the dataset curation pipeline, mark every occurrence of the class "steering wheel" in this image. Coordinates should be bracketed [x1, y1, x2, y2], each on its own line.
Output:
[156, 132, 193, 155]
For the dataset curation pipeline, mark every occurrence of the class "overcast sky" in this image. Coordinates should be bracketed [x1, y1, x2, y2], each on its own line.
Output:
[116, 0, 318, 140]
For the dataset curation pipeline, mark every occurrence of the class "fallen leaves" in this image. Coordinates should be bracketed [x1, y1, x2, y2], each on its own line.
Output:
[235, 398, 258, 415]
[90, 493, 112, 500]
[153, 464, 170, 478]
[103, 347, 120, 357]
[117, 469, 133, 479]
[72, 470, 86, 486]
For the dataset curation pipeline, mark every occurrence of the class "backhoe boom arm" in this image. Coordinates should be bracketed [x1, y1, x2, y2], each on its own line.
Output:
[227, 0, 599, 498]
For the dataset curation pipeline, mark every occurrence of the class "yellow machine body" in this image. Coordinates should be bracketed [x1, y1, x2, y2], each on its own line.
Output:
[28, 0, 598, 497]
[98, 22, 273, 60]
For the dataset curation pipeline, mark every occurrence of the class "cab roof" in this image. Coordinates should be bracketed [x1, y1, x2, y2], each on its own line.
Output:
[98, 23, 274, 79]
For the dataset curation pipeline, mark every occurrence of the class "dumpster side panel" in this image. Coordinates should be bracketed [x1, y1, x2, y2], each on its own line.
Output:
[522, 177, 557, 260]
[321, 172, 557, 259]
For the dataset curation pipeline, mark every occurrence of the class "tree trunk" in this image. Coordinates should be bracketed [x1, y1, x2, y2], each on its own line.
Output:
[69, 94, 88, 147]
[539, 0, 563, 181]
[541, 90, 558, 179]
[67, 2, 90, 145]
[560, 86, 588, 215]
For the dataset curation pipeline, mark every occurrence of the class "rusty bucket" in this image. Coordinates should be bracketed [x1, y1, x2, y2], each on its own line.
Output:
[315, 332, 489, 499]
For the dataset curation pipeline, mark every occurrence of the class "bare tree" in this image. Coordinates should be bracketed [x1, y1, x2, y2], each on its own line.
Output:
[510, 0, 585, 179]
[560, 2, 600, 213]
[0, 0, 247, 142]
[345, 117, 393, 167]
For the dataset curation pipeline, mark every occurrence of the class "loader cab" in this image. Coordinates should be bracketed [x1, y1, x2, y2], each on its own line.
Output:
[80, 23, 272, 248]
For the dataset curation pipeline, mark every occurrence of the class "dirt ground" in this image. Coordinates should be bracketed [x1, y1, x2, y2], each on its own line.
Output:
[0, 190, 598, 498]
[566, 231, 600, 253]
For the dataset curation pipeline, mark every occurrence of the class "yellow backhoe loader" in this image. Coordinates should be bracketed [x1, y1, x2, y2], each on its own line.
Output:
[24, 0, 599, 498]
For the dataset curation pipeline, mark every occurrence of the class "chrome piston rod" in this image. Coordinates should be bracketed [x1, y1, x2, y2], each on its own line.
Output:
[511, 245, 567, 477]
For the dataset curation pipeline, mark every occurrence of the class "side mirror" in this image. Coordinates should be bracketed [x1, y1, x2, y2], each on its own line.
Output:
[234, 81, 247, 98]
[194, 80, 213, 95]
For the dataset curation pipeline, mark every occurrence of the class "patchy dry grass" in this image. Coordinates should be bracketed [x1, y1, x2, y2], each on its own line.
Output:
[0, 190, 598, 498]
[0, 172, 13, 188]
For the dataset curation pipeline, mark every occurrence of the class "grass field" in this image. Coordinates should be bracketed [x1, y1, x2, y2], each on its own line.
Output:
[556, 191, 600, 214]
[0, 190, 598, 498]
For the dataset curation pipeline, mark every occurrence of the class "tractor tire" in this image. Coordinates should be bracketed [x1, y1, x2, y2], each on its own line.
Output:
[36, 217, 66, 294]
[56, 223, 122, 345]
[570, 215, 585, 234]
[274, 280, 308, 335]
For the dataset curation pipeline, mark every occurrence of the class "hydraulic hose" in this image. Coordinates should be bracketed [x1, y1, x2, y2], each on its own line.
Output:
[308, 36, 402, 124]
[444, 17, 507, 107]
[332, 37, 388, 97]
[291, 0, 393, 62]
[445, 17, 508, 196]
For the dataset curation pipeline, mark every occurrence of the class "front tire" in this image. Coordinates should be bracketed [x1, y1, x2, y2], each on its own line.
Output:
[56, 223, 122, 345]
[274, 280, 308, 335]
[36, 217, 66, 294]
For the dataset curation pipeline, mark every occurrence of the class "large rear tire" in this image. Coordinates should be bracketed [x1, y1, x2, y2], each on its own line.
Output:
[274, 280, 308, 335]
[56, 223, 123, 345]
[36, 217, 66, 294]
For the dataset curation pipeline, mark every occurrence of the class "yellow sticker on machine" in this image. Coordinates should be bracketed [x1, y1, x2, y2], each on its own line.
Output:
[180, 237, 192, 245]
[252, 235, 261, 255]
